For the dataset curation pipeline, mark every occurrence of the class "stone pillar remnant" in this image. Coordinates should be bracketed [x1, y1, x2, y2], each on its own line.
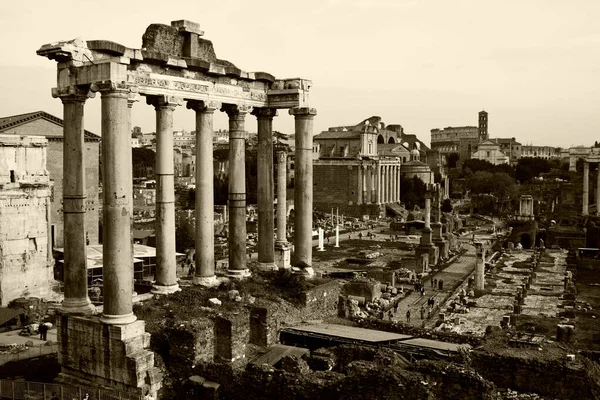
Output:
[475, 241, 485, 291]
[188, 100, 220, 286]
[148, 95, 182, 295]
[255, 108, 277, 271]
[224, 104, 252, 278]
[55, 86, 95, 316]
[95, 82, 136, 325]
[357, 164, 363, 205]
[290, 107, 317, 272]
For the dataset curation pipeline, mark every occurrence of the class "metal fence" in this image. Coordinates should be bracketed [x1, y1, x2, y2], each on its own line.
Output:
[0, 344, 58, 366]
[0, 379, 143, 400]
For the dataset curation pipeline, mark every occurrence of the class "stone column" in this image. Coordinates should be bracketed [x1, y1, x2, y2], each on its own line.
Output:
[276, 151, 288, 243]
[94, 81, 136, 325]
[362, 165, 368, 204]
[376, 164, 381, 204]
[596, 164, 600, 216]
[224, 104, 252, 278]
[371, 167, 376, 203]
[53, 87, 95, 315]
[397, 165, 401, 201]
[254, 108, 277, 271]
[289, 107, 317, 271]
[389, 166, 394, 203]
[583, 161, 589, 216]
[444, 176, 450, 199]
[475, 242, 485, 291]
[147, 95, 182, 294]
[425, 196, 431, 230]
[392, 165, 398, 202]
[357, 164, 363, 205]
[275, 151, 291, 269]
[381, 165, 387, 204]
[188, 100, 220, 286]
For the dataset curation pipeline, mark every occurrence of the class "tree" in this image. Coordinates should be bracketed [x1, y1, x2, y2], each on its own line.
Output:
[400, 175, 427, 209]
[175, 212, 195, 252]
[441, 198, 453, 213]
[515, 157, 552, 183]
[446, 153, 460, 169]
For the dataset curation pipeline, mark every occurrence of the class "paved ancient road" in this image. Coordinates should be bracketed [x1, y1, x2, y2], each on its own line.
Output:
[390, 244, 477, 327]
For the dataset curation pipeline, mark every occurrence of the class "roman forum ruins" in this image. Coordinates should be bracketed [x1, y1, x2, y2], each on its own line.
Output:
[37, 20, 314, 396]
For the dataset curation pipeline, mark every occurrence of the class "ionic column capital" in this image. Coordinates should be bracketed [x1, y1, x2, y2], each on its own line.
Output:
[127, 93, 140, 109]
[252, 107, 278, 120]
[222, 103, 253, 118]
[187, 100, 221, 113]
[90, 80, 136, 96]
[289, 107, 317, 118]
[52, 86, 95, 103]
[146, 95, 184, 110]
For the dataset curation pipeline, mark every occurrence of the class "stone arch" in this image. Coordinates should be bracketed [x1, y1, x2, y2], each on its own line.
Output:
[377, 135, 385, 144]
[388, 137, 395, 144]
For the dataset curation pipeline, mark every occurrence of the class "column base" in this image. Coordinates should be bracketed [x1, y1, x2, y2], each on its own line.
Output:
[292, 266, 315, 279]
[275, 242, 292, 270]
[227, 269, 251, 280]
[257, 262, 278, 272]
[61, 298, 97, 316]
[151, 283, 181, 295]
[317, 247, 325, 252]
[99, 312, 137, 326]
[193, 275, 220, 287]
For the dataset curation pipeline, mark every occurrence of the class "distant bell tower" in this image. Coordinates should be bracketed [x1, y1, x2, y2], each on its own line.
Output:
[478, 110, 488, 140]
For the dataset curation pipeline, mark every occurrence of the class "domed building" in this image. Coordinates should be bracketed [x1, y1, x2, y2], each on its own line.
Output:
[401, 145, 434, 185]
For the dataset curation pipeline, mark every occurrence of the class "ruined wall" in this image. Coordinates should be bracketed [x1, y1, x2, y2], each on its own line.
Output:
[300, 280, 342, 312]
[3, 119, 100, 247]
[472, 351, 600, 400]
[0, 135, 53, 305]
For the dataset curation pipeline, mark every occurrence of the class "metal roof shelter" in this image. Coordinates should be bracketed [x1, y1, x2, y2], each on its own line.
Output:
[286, 323, 412, 343]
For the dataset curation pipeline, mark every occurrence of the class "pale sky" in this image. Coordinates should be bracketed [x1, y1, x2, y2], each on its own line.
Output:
[0, 0, 598, 147]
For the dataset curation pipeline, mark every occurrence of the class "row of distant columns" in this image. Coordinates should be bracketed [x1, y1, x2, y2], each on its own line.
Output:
[56, 80, 317, 324]
[582, 161, 600, 216]
[356, 163, 401, 205]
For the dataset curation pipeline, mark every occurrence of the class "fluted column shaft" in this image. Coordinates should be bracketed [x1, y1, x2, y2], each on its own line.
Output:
[148, 96, 181, 294]
[97, 84, 135, 325]
[276, 151, 288, 243]
[255, 108, 277, 268]
[225, 105, 251, 276]
[188, 101, 219, 286]
[290, 107, 317, 267]
[55, 88, 94, 315]
[583, 161, 589, 216]
[363, 166, 368, 203]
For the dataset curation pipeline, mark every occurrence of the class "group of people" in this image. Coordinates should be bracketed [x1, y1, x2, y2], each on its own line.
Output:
[430, 277, 444, 291]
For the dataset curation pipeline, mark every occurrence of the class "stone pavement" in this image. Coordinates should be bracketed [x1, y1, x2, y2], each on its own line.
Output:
[0, 328, 57, 346]
[390, 245, 477, 327]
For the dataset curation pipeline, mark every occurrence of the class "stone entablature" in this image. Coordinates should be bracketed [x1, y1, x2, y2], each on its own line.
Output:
[37, 21, 310, 111]
[0, 135, 49, 187]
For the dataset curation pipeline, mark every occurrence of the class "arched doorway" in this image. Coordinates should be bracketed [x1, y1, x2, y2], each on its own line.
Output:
[388, 137, 395, 144]
[377, 135, 385, 144]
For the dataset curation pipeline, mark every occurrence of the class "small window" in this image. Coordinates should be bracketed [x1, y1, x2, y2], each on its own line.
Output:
[10, 170, 15, 183]
[290, 163, 295, 170]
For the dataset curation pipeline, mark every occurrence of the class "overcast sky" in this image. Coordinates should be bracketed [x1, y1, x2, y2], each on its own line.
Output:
[0, 0, 598, 147]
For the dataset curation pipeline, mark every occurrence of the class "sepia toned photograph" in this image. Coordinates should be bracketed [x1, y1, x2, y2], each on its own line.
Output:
[0, 1, 598, 398]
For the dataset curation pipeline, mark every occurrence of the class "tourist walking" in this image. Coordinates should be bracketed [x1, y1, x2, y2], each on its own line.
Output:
[433, 279, 437, 290]
[439, 279, 444, 291]
[406, 309, 411, 323]
[38, 323, 48, 341]
[420, 286, 425, 296]
[420, 305, 425, 319]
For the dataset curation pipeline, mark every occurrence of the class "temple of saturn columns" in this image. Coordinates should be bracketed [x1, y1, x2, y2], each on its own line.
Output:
[37, 20, 315, 396]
